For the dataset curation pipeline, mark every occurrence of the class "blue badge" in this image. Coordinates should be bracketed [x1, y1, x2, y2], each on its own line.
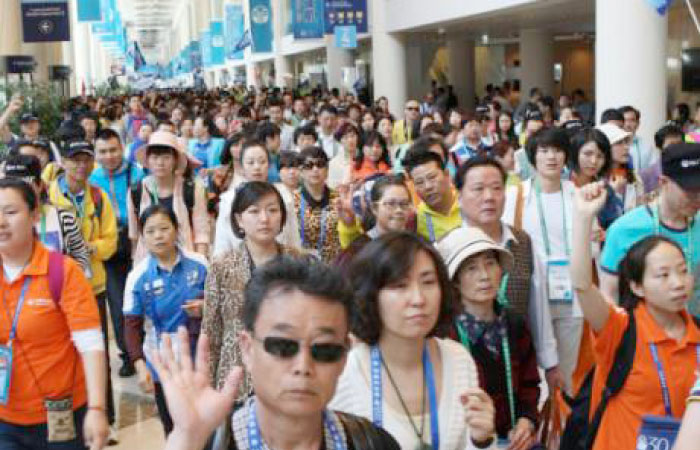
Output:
[0, 346, 13, 405]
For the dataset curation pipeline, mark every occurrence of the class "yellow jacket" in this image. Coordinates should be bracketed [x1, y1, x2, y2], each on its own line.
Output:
[47, 177, 117, 294]
[392, 119, 414, 146]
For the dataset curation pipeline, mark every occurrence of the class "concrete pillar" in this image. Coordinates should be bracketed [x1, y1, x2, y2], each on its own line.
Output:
[0, 1, 23, 56]
[242, 0, 258, 88]
[371, 0, 407, 117]
[596, 0, 666, 144]
[325, 35, 354, 91]
[70, 4, 92, 94]
[447, 35, 476, 109]
[273, 0, 291, 87]
[520, 29, 554, 98]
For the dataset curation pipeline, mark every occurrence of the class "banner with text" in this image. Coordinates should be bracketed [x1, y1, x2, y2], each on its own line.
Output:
[293, 0, 324, 39]
[211, 20, 225, 66]
[324, 0, 366, 34]
[225, 4, 245, 60]
[21, 0, 70, 42]
[249, 0, 273, 53]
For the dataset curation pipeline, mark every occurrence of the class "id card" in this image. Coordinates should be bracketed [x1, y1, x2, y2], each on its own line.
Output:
[0, 345, 12, 405]
[547, 259, 573, 303]
[45, 397, 76, 442]
[636, 415, 680, 450]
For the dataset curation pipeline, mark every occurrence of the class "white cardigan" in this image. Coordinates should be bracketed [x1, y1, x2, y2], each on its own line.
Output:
[330, 339, 496, 450]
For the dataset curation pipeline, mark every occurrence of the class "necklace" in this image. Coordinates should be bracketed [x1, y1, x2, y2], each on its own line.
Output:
[379, 355, 431, 449]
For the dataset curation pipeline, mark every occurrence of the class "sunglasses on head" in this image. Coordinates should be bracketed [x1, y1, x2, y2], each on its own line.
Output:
[302, 160, 328, 170]
[254, 336, 347, 363]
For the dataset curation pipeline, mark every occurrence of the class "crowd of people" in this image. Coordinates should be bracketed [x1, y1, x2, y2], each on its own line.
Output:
[0, 81, 700, 450]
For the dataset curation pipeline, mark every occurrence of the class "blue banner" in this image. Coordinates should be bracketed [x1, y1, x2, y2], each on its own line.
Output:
[77, 0, 101, 21]
[335, 25, 356, 48]
[249, 0, 273, 53]
[190, 41, 202, 70]
[21, 0, 71, 42]
[211, 20, 225, 66]
[201, 31, 213, 68]
[293, 0, 324, 39]
[225, 4, 245, 60]
[324, 0, 367, 34]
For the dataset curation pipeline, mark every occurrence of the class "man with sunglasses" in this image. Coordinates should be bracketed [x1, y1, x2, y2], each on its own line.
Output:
[155, 256, 399, 450]
[392, 100, 421, 146]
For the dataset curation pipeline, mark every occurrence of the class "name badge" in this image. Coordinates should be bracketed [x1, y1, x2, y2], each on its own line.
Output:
[547, 259, 573, 303]
[636, 415, 680, 450]
[0, 346, 13, 405]
[45, 397, 76, 442]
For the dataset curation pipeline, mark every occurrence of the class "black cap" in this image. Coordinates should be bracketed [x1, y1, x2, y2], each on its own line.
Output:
[662, 143, 700, 191]
[19, 113, 39, 123]
[62, 141, 94, 159]
[3, 154, 42, 181]
[525, 109, 543, 122]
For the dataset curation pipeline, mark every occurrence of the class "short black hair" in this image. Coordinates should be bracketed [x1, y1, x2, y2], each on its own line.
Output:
[299, 145, 329, 163]
[349, 232, 455, 345]
[600, 108, 624, 124]
[569, 128, 612, 178]
[220, 132, 248, 166]
[654, 124, 684, 150]
[455, 155, 507, 190]
[256, 122, 281, 143]
[319, 104, 338, 116]
[0, 178, 39, 211]
[619, 105, 640, 121]
[401, 136, 447, 177]
[242, 255, 353, 331]
[293, 124, 318, 145]
[279, 151, 302, 169]
[230, 181, 287, 239]
[138, 204, 179, 234]
[525, 127, 571, 167]
[96, 128, 122, 144]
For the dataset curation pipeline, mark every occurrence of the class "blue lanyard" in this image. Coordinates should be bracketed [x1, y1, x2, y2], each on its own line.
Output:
[533, 177, 569, 257]
[370, 344, 440, 449]
[425, 214, 436, 243]
[247, 398, 346, 450]
[649, 343, 700, 417]
[4, 278, 32, 346]
[299, 194, 329, 255]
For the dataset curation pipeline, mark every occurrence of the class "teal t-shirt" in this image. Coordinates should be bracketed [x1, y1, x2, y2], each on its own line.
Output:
[600, 205, 700, 316]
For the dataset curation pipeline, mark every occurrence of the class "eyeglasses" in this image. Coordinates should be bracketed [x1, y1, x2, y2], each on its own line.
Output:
[302, 160, 328, 170]
[376, 199, 412, 211]
[253, 335, 347, 363]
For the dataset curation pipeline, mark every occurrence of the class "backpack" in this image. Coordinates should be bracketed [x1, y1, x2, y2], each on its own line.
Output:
[47, 251, 64, 307]
[561, 313, 700, 449]
[130, 177, 196, 225]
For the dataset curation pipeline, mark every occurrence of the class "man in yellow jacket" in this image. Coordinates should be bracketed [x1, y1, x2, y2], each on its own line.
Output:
[392, 99, 421, 146]
[48, 140, 119, 442]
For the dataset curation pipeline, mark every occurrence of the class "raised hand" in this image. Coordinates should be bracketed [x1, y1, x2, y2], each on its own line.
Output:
[154, 328, 243, 450]
[335, 183, 356, 225]
[574, 180, 608, 217]
[460, 388, 496, 444]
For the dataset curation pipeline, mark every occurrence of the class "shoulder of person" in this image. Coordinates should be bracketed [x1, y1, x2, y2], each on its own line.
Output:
[180, 248, 209, 269]
[126, 257, 151, 286]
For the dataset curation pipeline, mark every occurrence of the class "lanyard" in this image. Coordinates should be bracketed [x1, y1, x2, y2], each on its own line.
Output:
[455, 320, 516, 428]
[247, 398, 346, 450]
[299, 194, 329, 255]
[3, 278, 32, 347]
[39, 208, 47, 244]
[370, 344, 440, 449]
[425, 213, 437, 243]
[67, 191, 85, 220]
[533, 178, 569, 257]
[653, 203, 694, 272]
[649, 343, 700, 417]
[497, 273, 510, 307]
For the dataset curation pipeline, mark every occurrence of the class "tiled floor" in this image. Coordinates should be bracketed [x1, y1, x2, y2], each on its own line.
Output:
[109, 344, 165, 449]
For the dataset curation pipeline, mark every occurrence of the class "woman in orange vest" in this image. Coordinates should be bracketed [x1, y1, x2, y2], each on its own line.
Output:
[0, 178, 108, 449]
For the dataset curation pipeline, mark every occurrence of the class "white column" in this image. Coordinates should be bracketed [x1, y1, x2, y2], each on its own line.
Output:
[371, 0, 407, 117]
[273, 0, 290, 87]
[447, 35, 476, 110]
[596, 0, 667, 144]
[69, 0, 92, 94]
[242, 0, 258, 88]
[0, 1, 22, 56]
[520, 29, 554, 98]
[325, 34, 354, 91]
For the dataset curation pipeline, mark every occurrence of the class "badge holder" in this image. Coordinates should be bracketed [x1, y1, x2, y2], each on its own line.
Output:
[45, 397, 77, 442]
[636, 415, 680, 450]
[547, 259, 574, 304]
[0, 345, 13, 405]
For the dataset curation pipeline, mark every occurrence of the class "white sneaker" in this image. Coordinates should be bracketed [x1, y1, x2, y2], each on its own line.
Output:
[108, 426, 119, 446]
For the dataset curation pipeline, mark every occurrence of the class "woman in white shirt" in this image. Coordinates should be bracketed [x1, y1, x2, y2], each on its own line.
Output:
[330, 231, 497, 449]
[502, 127, 581, 395]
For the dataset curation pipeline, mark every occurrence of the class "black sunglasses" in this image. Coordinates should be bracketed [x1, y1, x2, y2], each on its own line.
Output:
[302, 160, 328, 170]
[254, 336, 347, 363]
